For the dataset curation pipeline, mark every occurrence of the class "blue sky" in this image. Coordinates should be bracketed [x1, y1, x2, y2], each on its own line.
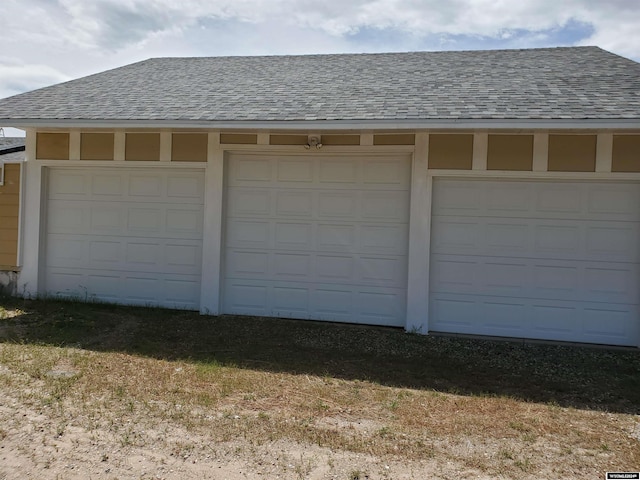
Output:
[2, 0, 640, 136]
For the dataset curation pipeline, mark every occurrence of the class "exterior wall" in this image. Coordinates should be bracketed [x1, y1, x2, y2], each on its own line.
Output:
[17, 127, 640, 346]
[612, 135, 640, 172]
[172, 133, 208, 162]
[0, 163, 20, 270]
[81, 133, 115, 160]
[125, 133, 161, 161]
[487, 134, 533, 171]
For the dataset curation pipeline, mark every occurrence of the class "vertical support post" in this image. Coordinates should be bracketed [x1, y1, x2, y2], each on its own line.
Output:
[19, 128, 43, 297]
[406, 132, 431, 334]
[595, 133, 613, 173]
[472, 132, 488, 170]
[160, 131, 172, 162]
[69, 130, 81, 160]
[114, 130, 126, 162]
[360, 133, 374, 146]
[532, 133, 549, 172]
[199, 132, 224, 315]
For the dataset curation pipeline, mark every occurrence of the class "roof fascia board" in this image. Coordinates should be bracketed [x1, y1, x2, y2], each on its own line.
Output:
[3, 118, 640, 130]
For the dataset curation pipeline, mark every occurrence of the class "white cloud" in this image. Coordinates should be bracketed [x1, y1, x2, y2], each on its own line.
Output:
[0, 0, 638, 103]
[0, 62, 70, 99]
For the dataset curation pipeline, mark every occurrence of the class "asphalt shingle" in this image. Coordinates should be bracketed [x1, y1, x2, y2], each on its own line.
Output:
[0, 47, 639, 123]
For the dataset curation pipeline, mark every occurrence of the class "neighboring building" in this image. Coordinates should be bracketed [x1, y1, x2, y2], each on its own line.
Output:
[0, 137, 24, 293]
[0, 46, 638, 346]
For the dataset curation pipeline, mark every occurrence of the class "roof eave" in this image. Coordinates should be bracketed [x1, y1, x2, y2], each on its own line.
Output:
[3, 118, 640, 131]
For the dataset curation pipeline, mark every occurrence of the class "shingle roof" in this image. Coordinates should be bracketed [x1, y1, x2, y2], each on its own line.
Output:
[0, 138, 25, 163]
[0, 46, 639, 124]
[0, 137, 26, 150]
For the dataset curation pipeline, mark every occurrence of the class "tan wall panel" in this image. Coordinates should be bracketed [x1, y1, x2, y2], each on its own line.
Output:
[487, 135, 533, 171]
[321, 135, 361, 146]
[172, 133, 208, 162]
[612, 135, 640, 172]
[373, 134, 415, 145]
[428, 134, 473, 169]
[1, 164, 21, 191]
[0, 254, 17, 267]
[270, 135, 308, 145]
[0, 229, 18, 241]
[548, 135, 596, 172]
[36, 132, 69, 160]
[125, 133, 160, 161]
[81, 133, 114, 160]
[220, 133, 258, 145]
[0, 193, 19, 206]
[0, 217, 18, 229]
[0, 205, 18, 217]
[0, 161, 20, 266]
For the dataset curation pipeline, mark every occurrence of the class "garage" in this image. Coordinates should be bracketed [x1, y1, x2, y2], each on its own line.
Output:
[429, 178, 640, 346]
[222, 153, 411, 326]
[45, 168, 205, 309]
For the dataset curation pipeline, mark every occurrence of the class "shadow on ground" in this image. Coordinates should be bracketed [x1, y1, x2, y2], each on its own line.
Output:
[1, 297, 639, 414]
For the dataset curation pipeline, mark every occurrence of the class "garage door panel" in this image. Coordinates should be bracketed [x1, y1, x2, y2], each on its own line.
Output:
[275, 222, 313, 249]
[227, 221, 270, 247]
[433, 216, 640, 262]
[431, 293, 637, 345]
[317, 224, 355, 251]
[48, 170, 89, 197]
[362, 158, 409, 186]
[229, 157, 273, 184]
[319, 160, 358, 183]
[587, 184, 640, 220]
[47, 201, 87, 233]
[167, 175, 204, 200]
[92, 174, 124, 196]
[362, 191, 410, 221]
[487, 184, 532, 213]
[430, 179, 640, 346]
[277, 191, 314, 216]
[128, 174, 163, 197]
[224, 154, 410, 325]
[277, 158, 314, 182]
[535, 184, 583, 214]
[318, 192, 357, 218]
[46, 168, 204, 309]
[227, 188, 272, 216]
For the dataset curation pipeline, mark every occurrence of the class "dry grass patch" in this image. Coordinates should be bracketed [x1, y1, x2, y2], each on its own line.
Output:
[0, 297, 638, 479]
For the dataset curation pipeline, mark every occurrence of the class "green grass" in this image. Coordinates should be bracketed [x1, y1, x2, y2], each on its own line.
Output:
[0, 296, 639, 478]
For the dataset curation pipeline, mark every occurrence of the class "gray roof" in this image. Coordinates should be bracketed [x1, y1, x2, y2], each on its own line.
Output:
[0, 137, 25, 163]
[0, 137, 25, 150]
[0, 46, 639, 125]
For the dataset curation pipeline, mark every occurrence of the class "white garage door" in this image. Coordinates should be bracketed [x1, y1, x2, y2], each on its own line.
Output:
[223, 154, 410, 326]
[45, 168, 204, 309]
[429, 179, 640, 346]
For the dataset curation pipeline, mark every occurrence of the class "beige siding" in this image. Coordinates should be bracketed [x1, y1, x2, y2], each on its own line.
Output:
[428, 134, 473, 169]
[0, 164, 20, 268]
[220, 133, 258, 145]
[270, 134, 308, 145]
[125, 133, 160, 161]
[548, 135, 597, 172]
[612, 135, 640, 172]
[36, 133, 69, 160]
[373, 134, 415, 145]
[81, 133, 114, 160]
[487, 135, 533, 171]
[321, 134, 360, 146]
[172, 133, 208, 162]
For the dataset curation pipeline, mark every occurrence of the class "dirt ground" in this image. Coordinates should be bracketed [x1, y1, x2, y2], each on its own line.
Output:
[0, 378, 500, 480]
